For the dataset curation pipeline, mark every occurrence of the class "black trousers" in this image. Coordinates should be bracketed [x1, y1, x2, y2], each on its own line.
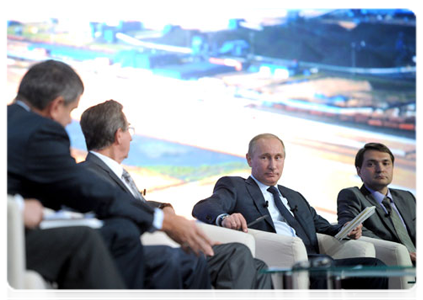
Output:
[99, 218, 146, 288]
[308, 254, 389, 289]
[99, 218, 211, 289]
[208, 243, 273, 289]
[25, 226, 126, 289]
[143, 245, 211, 289]
[100, 218, 272, 289]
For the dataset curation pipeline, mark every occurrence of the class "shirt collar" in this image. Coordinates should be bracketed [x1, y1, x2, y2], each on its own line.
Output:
[90, 151, 124, 179]
[365, 184, 393, 204]
[250, 175, 279, 195]
[15, 100, 31, 112]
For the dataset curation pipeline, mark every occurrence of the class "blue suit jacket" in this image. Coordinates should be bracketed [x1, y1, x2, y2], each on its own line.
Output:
[193, 176, 342, 254]
[79, 152, 165, 209]
[337, 185, 416, 246]
[7, 103, 154, 233]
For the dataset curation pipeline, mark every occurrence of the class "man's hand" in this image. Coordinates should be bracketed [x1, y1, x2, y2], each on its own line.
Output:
[410, 252, 416, 262]
[162, 206, 176, 215]
[221, 213, 248, 233]
[23, 199, 44, 229]
[346, 223, 363, 240]
[161, 211, 214, 257]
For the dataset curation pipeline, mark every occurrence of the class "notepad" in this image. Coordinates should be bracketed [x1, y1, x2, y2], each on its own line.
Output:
[40, 209, 103, 229]
[335, 206, 376, 240]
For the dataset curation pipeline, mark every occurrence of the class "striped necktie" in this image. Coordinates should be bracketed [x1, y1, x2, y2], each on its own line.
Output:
[122, 169, 145, 202]
[381, 197, 415, 252]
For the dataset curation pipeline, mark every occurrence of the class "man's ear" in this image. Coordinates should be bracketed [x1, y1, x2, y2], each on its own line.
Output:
[246, 153, 252, 167]
[44, 96, 65, 120]
[356, 166, 361, 177]
[115, 128, 123, 145]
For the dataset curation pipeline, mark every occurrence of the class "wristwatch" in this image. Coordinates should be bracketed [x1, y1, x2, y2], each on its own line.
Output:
[218, 214, 230, 226]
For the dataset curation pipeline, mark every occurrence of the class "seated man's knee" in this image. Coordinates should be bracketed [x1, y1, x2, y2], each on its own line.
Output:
[214, 242, 252, 257]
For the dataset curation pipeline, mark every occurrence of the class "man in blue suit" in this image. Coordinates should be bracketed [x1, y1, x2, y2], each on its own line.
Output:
[193, 133, 388, 289]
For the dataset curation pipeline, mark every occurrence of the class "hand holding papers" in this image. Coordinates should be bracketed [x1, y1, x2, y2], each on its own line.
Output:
[335, 206, 376, 240]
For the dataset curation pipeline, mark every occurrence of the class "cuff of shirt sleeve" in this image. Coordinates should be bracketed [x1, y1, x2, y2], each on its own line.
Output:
[216, 213, 229, 226]
[149, 208, 164, 232]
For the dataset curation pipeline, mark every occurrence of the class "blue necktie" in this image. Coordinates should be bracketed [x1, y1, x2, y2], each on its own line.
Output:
[267, 186, 316, 254]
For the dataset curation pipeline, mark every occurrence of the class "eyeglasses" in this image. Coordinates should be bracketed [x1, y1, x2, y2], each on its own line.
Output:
[127, 126, 135, 136]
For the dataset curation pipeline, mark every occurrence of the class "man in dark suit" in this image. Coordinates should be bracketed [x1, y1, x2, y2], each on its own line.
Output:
[192, 133, 388, 289]
[78, 99, 273, 289]
[337, 143, 416, 264]
[7, 60, 214, 289]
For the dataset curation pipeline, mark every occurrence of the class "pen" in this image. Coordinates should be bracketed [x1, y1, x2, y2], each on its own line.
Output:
[247, 215, 269, 227]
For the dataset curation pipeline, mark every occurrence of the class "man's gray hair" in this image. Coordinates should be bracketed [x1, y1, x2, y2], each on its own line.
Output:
[80, 100, 128, 151]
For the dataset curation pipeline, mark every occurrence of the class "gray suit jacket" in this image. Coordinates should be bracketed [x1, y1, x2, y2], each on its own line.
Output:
[193, 176, 342, 254]
[337, 185, 416, 246]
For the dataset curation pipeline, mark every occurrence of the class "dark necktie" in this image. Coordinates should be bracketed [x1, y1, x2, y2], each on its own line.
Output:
[267, 186, 316, 254]
[381, 197, 415, 252]
[122, 169, 145, 202]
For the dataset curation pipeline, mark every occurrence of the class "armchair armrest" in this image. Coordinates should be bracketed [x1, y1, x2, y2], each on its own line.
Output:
[248, 229, 309, 289]
[317, 233, 375, 259]
[141, 222, 256, 257]
[196, 222, 255, 256]
[8, 195, 50, 289]
[8, 197, 25, 289]
[360, 237, 412, 266]
[249, 229, 307, 267]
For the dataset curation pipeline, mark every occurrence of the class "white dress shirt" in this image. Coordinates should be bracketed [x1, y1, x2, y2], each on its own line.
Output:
[250, 176, 297, 237]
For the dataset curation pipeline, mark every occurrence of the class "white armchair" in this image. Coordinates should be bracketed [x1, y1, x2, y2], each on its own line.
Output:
[7, 196, 50, 289]
[246, 230, 376, 289]
[360, 236, 415, 289]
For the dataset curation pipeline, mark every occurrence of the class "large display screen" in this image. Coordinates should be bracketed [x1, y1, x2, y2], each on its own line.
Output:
[6, 6, 416, 223]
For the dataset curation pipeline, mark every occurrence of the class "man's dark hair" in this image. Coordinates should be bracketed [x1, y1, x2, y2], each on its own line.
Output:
[355, 143, 395, 168]
[80, 100, 128, 151]
[17, 60, 84, 109]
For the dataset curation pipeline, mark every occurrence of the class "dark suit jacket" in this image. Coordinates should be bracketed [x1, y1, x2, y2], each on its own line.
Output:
[337, 185, 416, 246]
[7, 103, 155, 233]
[193, 176, 342, 254]
[80, 152, 165, 209]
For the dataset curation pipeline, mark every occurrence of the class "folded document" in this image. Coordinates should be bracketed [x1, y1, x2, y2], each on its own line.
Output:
[335, 206, 376, 240]
[40, 209, 103, 229]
